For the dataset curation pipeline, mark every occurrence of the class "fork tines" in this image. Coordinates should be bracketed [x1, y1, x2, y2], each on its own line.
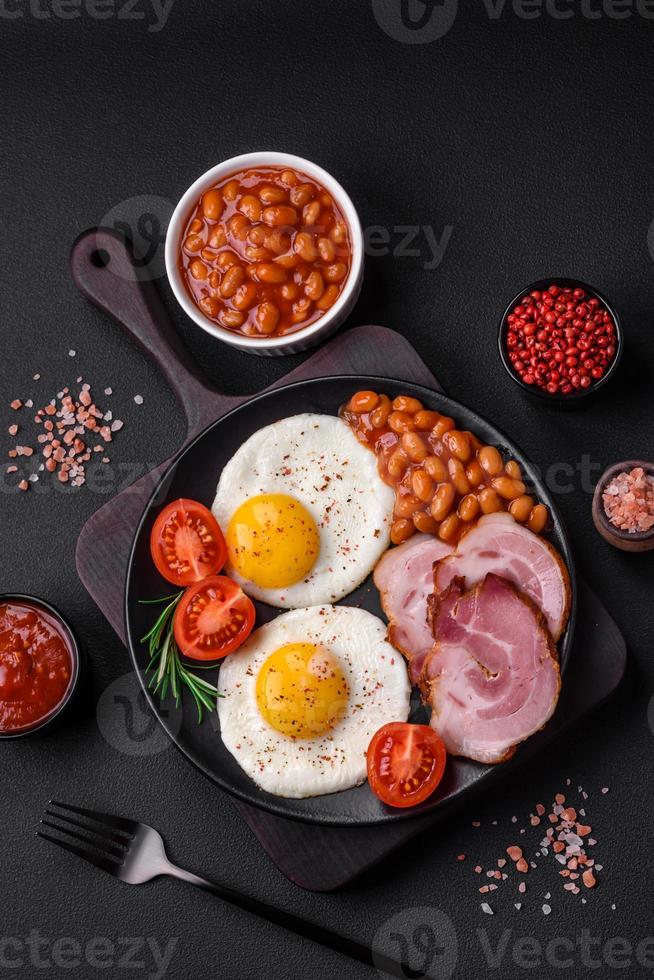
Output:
[37, 800, 136, 875]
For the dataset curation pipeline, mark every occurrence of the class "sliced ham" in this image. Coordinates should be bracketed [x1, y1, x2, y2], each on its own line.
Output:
[424, 574, 560, 764]
[373, 534, 454, 683]
[434, 512, 571, 641]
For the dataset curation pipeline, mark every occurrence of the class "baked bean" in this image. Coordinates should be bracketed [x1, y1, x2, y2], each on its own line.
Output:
[370, 395, 392, 428]
[330, 222, 347, 244]
[478, 445, 503, 477]
[492, 476, 527, 500]
[259, 185, 287, 204]
[274, 251, 300, 269]
[202, 189, 224, 220]
[318, 237, 335, 261]
[248, 224, 268, 246]
[509, 494, 534, 523]
[280, 282, 300, 301]
[430, 483, 456, 522]
[458, 493, 480, 522]
[217, 250, 239, 270]
[189, 260, 208, 280]
[257, 262, 287, 284]
[401, 431, 428, 463]
[448, 457, 471, 496]
[388, 411, 414, 434]
[199, 295, 220, 318]
[387, 447, 409, 479]
[220, 309, 245, 329]
[184, 234, 204, 253]
[414, 410, 440, 431]
[392, 395, 423, 414]
[467, 431, 483, 452]
[227, 214, 250, 240]
[238, 194, 262, 221]
[189, 218, 203, 234]
[444, 429, 471, 463]
[413, 510, 438, 534]
[280, 170, 297, 187]
[200, 248, 218, 263]
[321, 193, 333, 207]
[223, 179, 239, 202]
[438, 513, 460, 543]
[208, 225, 227, 248]
[465, 460, 485, 487]
[233, 281, 259, 311]
[220, 265, 245, 298]
[244, 246, 271, 262]
[391, 519, 415, 545]
[411, 469, 434, 502]
[315, 285, 339, 310]
[325, 263, 347, 283]
[395, 494, 422, 519]
[505, 460, 522, 481]
[209, 271, 220, 290]
[348, 391, 380, 413]
[262, 205, 298, 227]
[424, 455, 447, 482]
[305, 270, 325, 301]
[292, 298, 313, 323]
[264, 229, 291, 254]
[303, 201, 321, 226]
[432, 416, 455, 439]
[527, 504, 548, 533]
[256, 302, 280, 334]
[293, 232, 318, 263]
[290, 183, 314, 207]
[478, 487, 503, 514]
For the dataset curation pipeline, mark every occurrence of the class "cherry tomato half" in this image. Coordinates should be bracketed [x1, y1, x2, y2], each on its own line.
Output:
[366, 722, 447, 808]
[150, 498, 227, 587]
[174, 575, 255, 661]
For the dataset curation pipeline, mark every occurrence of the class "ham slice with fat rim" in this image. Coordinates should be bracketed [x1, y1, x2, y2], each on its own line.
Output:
[424, 574, 561, 764]
[434, 512, 571, 641]
[373, 534, 454, 683]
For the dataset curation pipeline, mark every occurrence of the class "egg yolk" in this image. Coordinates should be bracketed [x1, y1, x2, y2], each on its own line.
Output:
[226, 494, 319, 590]
[255, 643, 349, 738]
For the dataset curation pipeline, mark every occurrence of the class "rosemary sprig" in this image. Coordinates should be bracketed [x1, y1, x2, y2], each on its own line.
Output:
[140, 592, 222, 724]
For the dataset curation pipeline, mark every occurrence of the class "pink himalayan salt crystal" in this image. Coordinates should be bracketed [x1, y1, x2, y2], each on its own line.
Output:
[603, 466, 654, 533]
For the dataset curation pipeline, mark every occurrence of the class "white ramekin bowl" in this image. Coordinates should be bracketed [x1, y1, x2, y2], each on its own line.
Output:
[165, 151, 364, 357]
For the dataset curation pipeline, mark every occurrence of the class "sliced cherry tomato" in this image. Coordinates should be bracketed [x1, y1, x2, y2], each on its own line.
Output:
[150, 498, 227, 587]
[366, 722, 447, 808]
[174, 575, 255, 661]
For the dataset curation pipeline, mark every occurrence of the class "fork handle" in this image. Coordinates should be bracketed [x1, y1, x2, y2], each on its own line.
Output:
[165, 862, 404, 976]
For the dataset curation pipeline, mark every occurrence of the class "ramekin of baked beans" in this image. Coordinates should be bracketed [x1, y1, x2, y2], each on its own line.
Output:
[498, 278, 623, 403]
[165, 153, 364, 356]
[341, 390, 550, 546]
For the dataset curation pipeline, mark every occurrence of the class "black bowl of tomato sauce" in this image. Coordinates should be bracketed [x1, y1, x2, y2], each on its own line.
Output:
[0, 595, 81, 739]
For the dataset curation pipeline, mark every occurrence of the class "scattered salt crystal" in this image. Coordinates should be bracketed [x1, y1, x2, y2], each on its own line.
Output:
[104, 387, 113, 395]
[472, 821, 480, 828]
[545, 892, 551, 900]
[543, 905, 551, 915]
[611, 904, 616, 910]
[134, 394, 143, 405]
[514, 903, 522, 910]
[68, 350, 76, 357]
[33, 373, 40, 380]
[481, 903, 493, 915]
[511, 816, 517, 823]
[601, 787, 609, 794]
[518, 883, 526, 894]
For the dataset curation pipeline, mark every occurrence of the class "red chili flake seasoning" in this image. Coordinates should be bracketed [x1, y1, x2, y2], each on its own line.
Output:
[505, 284, 617, 395]
[0, 600, 75, 733]
[603, 466, 654, 533]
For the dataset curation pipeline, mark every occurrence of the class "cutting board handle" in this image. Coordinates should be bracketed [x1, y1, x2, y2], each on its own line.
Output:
[70, 227, 228, 435]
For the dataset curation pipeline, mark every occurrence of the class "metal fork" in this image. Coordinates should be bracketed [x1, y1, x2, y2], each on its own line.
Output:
[38, 801, 407, 977]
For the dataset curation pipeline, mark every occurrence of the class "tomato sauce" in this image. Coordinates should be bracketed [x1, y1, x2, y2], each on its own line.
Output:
[0, 600, 75, 733]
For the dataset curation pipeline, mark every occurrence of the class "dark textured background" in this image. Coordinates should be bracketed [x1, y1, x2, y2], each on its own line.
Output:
[1, 1, 653, 978]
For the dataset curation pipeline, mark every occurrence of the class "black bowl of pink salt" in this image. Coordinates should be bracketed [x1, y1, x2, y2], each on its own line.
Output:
[592, 462, 654, 552]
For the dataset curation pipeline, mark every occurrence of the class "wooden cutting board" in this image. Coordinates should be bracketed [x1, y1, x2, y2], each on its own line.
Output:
[72, 228, 627, 891]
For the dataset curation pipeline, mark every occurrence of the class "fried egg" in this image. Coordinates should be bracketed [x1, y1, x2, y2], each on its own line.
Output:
[218, 605, 411, 798]
[212, 414, 394, 607]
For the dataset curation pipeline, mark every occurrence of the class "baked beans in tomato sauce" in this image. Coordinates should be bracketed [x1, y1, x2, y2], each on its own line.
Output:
[179, 167, 352, 338]
[0, 600, 75, 733]
[341, 391, 549, 546]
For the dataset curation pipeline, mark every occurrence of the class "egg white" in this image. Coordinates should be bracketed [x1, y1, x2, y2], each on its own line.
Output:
[212, 414, 395, 607]
[217, 605, 411, 799]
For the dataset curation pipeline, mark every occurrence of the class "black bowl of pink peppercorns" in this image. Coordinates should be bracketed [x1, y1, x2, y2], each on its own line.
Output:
[498, 278, 623, 403]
